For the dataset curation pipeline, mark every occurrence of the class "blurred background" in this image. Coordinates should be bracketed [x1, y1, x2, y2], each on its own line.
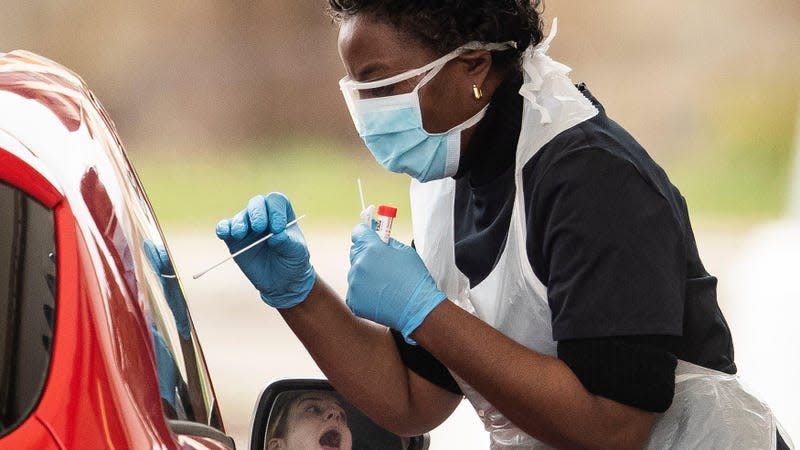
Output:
[2, 1, 799, 448]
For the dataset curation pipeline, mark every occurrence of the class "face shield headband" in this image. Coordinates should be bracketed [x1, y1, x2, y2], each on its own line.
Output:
[339, 41, 515, 119]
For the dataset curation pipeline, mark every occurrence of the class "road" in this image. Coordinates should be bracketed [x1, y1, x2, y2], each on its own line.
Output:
[167, 222, 797, 449]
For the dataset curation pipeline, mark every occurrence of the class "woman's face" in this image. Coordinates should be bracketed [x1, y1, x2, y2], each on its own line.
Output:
[268, 392, 353, 450]
[337, 14, 490, 135]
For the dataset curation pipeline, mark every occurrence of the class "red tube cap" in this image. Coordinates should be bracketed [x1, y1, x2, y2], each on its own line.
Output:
[377, 205, 397, 218]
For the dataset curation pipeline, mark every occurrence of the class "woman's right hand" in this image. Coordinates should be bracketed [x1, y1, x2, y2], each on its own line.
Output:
[215, 192, 315, 308]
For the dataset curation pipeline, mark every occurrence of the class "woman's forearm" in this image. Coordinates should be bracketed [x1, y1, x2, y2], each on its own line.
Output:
[278, 278, 460, 435]
[413, 300, 655, 450]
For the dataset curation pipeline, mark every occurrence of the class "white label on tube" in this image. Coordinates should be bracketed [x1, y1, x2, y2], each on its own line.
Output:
[376, 215, 393, 243]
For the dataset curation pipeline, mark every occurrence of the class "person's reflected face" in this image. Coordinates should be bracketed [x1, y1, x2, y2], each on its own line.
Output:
[268, 392, 353, 450]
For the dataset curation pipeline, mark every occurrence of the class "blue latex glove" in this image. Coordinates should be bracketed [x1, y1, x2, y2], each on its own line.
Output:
[347, 223, 447, 344]
[150, 321, 179, 408]
[216, 192, 316, 308]
[143, 239, 191, 339]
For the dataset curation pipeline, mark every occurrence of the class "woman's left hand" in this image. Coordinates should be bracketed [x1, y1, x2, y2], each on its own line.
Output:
[347, 223, 447, 343]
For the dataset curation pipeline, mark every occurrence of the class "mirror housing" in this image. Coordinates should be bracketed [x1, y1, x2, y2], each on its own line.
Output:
[249, 379, 429, 450]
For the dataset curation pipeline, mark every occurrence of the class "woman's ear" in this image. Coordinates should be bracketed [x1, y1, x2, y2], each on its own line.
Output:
[267, 438, 285, 450]
[456, 50, 493, 85]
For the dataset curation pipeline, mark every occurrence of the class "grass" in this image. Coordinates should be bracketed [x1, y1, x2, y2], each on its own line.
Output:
[661, 80, 798, 223]
[133, 86, 799, 232]
[132, 140, 414, 233]
[134, 141, 791, 240]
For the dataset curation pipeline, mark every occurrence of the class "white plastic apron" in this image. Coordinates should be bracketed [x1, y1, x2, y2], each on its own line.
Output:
[409, 23, 779, 450]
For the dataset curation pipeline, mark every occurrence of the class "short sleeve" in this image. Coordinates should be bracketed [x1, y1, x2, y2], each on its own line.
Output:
[528, 148, 686, 341]
[391, 330, 463, 395]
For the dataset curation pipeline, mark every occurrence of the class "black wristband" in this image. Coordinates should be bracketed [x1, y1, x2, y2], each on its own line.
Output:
[391, 329, 463, 395]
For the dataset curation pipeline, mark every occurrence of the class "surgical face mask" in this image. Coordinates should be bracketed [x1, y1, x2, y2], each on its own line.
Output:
[339, 41, 514, 182]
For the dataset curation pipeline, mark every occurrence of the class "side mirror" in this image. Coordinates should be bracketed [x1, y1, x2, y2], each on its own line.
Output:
[249, 379, 429, 450]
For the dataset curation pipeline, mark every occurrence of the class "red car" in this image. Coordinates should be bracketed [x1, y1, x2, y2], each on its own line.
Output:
[0, 51, 426, 450]
[0, 50, 234, 449]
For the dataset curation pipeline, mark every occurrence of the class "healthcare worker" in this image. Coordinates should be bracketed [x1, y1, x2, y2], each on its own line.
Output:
[217, 1, 792, 448]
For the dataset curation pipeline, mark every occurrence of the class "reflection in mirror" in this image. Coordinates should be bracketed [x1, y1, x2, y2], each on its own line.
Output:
[266, 390, 353, 450]
[254, 381, 426, 450]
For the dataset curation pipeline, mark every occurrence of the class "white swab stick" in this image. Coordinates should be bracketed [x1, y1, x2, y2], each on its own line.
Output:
[192, 214, 306, 280]
[357, 178, 366, 211]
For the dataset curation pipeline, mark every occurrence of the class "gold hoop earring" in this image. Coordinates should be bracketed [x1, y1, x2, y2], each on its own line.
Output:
[472, 83, 483, 100]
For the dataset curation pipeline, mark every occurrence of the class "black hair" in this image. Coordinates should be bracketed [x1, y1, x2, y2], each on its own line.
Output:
[327, 0, 544, 71]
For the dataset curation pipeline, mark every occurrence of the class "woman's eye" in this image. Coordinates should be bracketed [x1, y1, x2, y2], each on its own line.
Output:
[361, 85, 393, 99]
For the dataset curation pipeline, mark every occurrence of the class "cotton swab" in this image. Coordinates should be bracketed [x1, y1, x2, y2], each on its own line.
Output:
[357, 178, 366, 212]
[192, 214, 306, 279]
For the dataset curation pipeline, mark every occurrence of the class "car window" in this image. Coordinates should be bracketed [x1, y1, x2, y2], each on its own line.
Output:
[78, 166, 222, 429]
[0, 182, 56, 436]
[138, 233, 217, 425]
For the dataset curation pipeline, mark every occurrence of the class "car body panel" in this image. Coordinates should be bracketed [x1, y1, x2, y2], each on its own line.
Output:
[0, 415, 61, 450]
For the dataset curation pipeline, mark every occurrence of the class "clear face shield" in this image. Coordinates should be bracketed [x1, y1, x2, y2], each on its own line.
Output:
[338, 41, 515, 126]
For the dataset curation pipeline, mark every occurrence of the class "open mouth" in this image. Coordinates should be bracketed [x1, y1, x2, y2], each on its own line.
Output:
[319, 429, 342, 448]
